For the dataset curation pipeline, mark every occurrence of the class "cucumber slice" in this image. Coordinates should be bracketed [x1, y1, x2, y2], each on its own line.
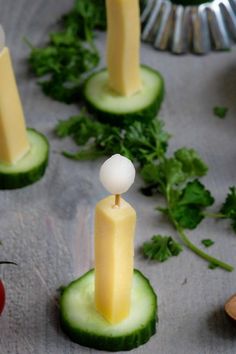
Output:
[83, 65, 164, 126]
[60, 269, 157, 352]
[0, 128, 49, 189]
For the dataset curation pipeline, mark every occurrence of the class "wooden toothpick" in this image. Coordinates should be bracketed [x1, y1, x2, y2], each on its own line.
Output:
[115, 194, 121, 207]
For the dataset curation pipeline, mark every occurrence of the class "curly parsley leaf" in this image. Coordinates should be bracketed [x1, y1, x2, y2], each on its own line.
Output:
[141, 147, 233, 270]
[124, 120, 170, 166]
[140, 163, 160, 185]
[141, 148, 208, 190]
[56, 113, 102, 144]
[213, 106, 228, 119]
[201, 239, 214, 247]
[62, 0, 107, 39]
[27, 0, 104, 103]
[170, 180, 214, 229]
[55, 113, 170, 165]
[142, 150, 213, 229]
[208, 262, 219, 269]
[160, 158, 186, 188]
[171, 205, 204, 230]
[142, 235, 183, 262]
[174, 148, 208, 178]
[178, 180, 214, 207]
[219, 186, 236, 232]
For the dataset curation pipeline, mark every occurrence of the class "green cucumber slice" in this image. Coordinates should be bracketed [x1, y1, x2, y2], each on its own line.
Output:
[60, 269, 157, 352]
[83, 65, 164, 126]
[0, 128, 49, 189]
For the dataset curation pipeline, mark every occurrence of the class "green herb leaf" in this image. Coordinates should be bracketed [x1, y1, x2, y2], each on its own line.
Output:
[62, 0, 107, 37]
[55, 113, 170, 167]
[142, 148, 209, 198]
[174, 148, 208, 178]
[219, 186, 236, 232]
[213, 106, 228, 119]
[178, 180, 214, 208]
[160, 158, 186, 188]
[62, 149, 104, 161]
[166, 180, 214, 230]
[56, 113, 101, 144]
[141, 163, 160, 185]
[171, 205, 204, 230]
[124, 120, 170, 165]
[201, 239, 214, 247]
[27, 0, 104, 103]
[208, 262, 219, 269]
[142, 235, 183, 262]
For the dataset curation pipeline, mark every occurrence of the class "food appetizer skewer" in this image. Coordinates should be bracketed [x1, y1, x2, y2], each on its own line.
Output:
[83, 0, 164, 125]
[0, 25, 49, 189]
[60, 155, 158, 351]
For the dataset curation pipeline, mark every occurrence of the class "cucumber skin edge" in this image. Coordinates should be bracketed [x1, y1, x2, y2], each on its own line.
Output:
[83, 65, 165, 127]
[0, 128, 49, 190]
[61, 316, 157, 352]
[60, 269, 158, 352]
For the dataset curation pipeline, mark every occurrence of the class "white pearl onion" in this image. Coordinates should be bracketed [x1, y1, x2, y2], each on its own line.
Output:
[100, 154, 135, 195]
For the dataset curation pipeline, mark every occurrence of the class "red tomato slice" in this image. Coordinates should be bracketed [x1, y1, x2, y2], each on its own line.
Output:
[0, 279, 5, 315]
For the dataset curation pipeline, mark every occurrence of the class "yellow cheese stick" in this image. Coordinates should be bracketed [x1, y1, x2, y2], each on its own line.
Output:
[95, 195, 136, 324]
[0, 47, 29, 164]
[106, 0, 141, 96]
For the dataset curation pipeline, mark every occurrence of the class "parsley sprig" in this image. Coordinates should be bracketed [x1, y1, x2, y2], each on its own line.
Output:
[219, 187, 236, 231]
[141, 149, 233, 271]
[205, 187, 236, 233]
[26, 0, 106, 103]
[56, 112, 170, 164]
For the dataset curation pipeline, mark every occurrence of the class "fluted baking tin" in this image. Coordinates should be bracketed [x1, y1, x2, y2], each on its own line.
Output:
[141, 0, 236, 53]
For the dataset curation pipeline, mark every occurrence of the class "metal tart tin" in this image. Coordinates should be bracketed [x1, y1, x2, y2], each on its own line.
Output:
[141, 0, 236, 53]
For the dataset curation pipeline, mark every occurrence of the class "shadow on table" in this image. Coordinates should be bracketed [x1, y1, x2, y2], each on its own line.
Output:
[207, 308, 236, 340]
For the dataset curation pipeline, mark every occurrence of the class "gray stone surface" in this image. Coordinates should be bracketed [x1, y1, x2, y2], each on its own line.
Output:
[0, 1, 236, 353]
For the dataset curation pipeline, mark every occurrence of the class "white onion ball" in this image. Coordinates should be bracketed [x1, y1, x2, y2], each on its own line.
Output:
[100, 154, 135, 195]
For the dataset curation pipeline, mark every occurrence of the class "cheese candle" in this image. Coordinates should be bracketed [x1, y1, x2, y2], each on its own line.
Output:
[0, 25, 29, 164]
[106, 0, 141, 96]
[95, 154, 136, 323]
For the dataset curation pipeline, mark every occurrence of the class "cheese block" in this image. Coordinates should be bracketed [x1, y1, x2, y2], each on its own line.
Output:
[0, 47, 29, 164]
[95, 195, 136, 324]
[106, 0, 141, 96]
